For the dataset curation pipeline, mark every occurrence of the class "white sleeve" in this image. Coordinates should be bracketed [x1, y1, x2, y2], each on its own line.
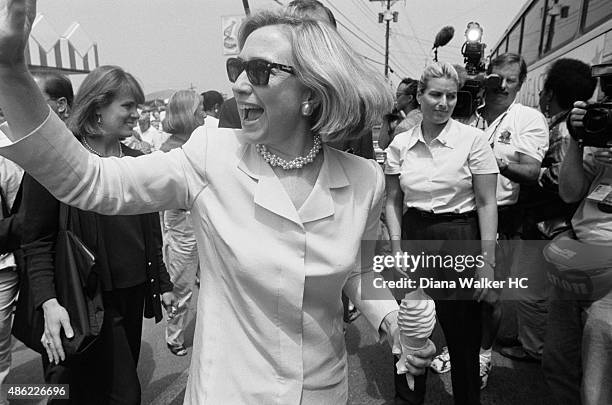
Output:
[384, 133, 404, 175]
[344, 161, 398, 339]
[0, 110, 207, 215]
[515, 107, 549, 162]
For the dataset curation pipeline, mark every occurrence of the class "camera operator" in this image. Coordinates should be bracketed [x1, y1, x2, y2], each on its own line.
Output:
[378, 78, 422, 149]
[466, 52, 549, 388]
[543, 67, 612, 405]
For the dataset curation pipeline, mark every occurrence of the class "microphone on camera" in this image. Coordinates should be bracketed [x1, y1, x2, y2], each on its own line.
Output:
[433, 26, 455, 49]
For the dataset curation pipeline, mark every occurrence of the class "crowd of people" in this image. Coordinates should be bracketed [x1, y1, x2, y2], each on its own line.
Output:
[0, 0, 610, 404]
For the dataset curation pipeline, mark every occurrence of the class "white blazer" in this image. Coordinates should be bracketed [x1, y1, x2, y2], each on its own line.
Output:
[0, 111, 398, 404]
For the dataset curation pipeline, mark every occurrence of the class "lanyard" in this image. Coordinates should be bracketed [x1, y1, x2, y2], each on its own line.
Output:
[548, 111, 569, 130]
[476, 108, 510, 149]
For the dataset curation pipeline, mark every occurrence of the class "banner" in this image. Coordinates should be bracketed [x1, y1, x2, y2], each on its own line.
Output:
[222, 16, 243, 56]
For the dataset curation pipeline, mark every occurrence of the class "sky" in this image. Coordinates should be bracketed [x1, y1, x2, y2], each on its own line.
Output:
[36, 0, 528, 97]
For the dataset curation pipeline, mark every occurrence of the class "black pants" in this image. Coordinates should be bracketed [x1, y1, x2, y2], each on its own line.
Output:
[43, 284, 145, 405]
[395, 211, 482, 405]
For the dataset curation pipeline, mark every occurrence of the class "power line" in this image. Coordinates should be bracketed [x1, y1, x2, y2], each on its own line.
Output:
[349, 0, 387, 35]
[323, 1, 386, 54]
[397, 12, 429, 58]
[391, 31, 462, 49]
[322, 0, 414, 78]
[362, 54, 407, 81]
[337, 20, 386, 58]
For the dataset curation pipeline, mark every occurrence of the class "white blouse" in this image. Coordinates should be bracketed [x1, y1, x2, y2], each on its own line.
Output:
[385, 119, 499, 214]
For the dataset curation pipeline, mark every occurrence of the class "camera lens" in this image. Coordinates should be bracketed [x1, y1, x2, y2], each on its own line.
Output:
[583, 108, 610, 134]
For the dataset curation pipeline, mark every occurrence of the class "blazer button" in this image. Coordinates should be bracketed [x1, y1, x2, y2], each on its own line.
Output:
[150, 278, 155, 283]
[147, 261, 152, 266]
[153, 294, 157, 298]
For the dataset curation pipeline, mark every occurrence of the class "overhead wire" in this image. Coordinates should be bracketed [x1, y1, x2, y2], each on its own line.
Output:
[338, 20, 411, 78]
[334, 1, 417, 77]
[396, 12, 429, 59]
[320, 1, 412, 78]
[324, 1, 389, 55]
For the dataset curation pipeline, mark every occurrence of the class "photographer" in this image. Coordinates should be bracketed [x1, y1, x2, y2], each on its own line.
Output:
[500, 59, 596, 364]
[543, 65, 612, 405]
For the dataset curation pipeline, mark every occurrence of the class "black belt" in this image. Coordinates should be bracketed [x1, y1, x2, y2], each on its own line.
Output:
[405, 208, 478, 220]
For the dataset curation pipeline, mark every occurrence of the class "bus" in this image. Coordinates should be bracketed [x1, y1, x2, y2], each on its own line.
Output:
[489, 0, 612, 107]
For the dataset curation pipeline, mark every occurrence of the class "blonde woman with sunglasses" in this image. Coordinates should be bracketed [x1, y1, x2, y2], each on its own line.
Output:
[0, 3, 434, 404]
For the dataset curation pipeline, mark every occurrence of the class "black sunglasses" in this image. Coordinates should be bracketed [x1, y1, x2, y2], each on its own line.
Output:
[226, 57, 295, 86]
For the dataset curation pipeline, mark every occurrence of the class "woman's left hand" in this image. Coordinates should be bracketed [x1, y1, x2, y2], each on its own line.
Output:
[0, 0, 36, 67]
[161, 291, 178, 319]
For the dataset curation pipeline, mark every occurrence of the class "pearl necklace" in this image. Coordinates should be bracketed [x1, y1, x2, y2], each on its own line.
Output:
[256, 135, 322, 170]
[82, 137, 124, 158]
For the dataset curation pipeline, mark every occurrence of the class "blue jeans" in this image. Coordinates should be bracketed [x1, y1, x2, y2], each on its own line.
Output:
[543, 288, 612, 405]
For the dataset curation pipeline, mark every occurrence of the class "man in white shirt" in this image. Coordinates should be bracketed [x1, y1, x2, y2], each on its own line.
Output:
[131, 109, 169, 152]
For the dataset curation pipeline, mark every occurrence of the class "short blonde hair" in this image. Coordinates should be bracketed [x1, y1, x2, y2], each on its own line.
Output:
[238, 11, 392, 142]
[417, 62, 461, 94]
[162, 90, 202, 135]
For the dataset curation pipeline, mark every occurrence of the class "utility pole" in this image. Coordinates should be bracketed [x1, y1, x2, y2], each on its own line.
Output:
[373, 0, 399, 78]
[384, 0, 391, 78]
[242, 0, 251, 16]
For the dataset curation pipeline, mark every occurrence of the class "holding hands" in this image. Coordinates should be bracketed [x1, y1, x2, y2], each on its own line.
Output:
[381, 310, 436, 377]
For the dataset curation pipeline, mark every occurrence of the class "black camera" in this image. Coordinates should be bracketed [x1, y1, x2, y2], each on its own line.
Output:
[582, 102, 612, 147]
[577, 63, 612, 147]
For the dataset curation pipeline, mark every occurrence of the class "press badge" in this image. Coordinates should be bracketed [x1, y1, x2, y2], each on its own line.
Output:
[587, 183, 612, 207]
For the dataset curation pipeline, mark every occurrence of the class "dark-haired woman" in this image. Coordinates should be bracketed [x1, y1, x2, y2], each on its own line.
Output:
[20, 65, 175, 404]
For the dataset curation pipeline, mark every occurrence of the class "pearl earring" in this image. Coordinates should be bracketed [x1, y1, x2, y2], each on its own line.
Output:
[97, 115, 102, 125]
[301, 101, 313, 116]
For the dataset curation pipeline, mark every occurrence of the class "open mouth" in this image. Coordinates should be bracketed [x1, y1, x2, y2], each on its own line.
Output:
[241, 106, 264, 122]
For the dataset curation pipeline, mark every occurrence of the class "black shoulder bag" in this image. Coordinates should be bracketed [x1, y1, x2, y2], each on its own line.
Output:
[13, 203, 104, 357]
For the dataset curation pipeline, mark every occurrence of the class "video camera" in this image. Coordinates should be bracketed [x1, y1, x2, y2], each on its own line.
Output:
[579, 62, 612, 147]
[433, 22, 493, 118]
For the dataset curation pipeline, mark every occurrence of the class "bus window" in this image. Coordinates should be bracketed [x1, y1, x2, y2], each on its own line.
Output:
[522, 0, 545, 65]
[583, 0, 612, 31]
[507, 20, 523, 54]
[542, 0, 581, 53]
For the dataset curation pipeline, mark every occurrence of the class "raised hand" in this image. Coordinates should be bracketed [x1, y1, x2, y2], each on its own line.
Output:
[0, 0, 36, 67]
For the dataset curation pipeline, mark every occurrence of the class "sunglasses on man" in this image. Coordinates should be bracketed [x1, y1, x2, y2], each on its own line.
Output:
[226, 57, 295, 86]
